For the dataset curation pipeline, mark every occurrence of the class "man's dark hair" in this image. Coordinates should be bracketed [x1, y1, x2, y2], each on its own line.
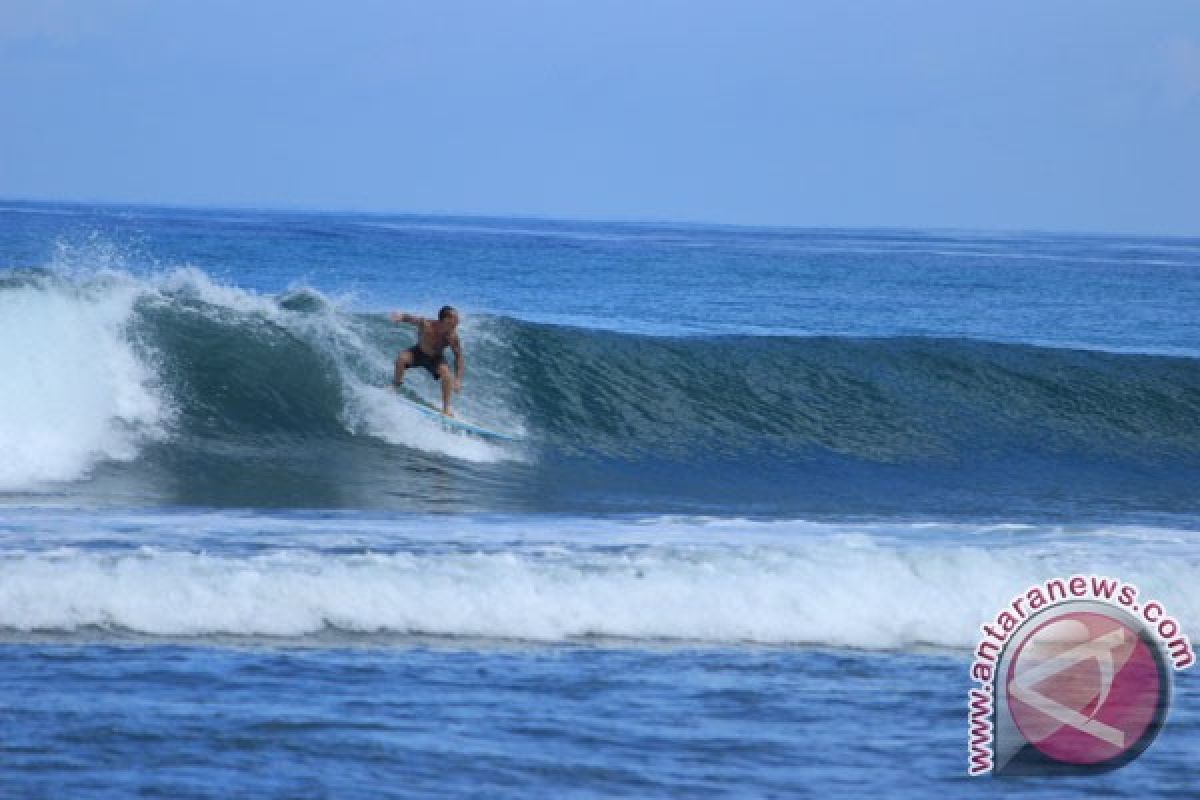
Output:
[438, 305, 458, 321]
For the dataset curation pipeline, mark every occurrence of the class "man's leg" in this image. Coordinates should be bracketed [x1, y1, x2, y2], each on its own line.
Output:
[394, 350, 414, 386]
[437, 363, 454, 416]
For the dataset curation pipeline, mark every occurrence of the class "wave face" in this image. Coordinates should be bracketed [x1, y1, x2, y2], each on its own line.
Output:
[503, 320, 1200, 461]
[2, 267, 1200, 516]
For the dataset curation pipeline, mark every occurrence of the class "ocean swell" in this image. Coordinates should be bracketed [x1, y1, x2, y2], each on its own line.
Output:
[2, 266, 1199, 514]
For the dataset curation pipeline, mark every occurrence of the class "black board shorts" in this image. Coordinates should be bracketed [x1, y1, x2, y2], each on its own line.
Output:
[406, 345, 447, 378]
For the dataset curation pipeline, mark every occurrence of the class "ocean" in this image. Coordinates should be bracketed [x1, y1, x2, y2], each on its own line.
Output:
[1, 201, 1198, 796]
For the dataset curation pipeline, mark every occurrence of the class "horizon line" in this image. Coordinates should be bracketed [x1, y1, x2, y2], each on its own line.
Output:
[1, 194, 1197, 242]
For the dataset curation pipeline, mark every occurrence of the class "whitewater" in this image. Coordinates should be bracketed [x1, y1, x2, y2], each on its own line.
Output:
[0, 513, 1197, 650]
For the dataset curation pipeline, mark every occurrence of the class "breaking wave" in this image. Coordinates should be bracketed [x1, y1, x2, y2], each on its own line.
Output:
[2, 264, 1199, 515]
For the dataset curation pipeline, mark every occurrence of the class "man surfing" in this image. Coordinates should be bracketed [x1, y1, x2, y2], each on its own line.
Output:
[390, 305, 465, 417]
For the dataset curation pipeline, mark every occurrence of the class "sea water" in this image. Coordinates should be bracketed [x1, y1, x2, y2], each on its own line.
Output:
[1, 202, 1198, 797]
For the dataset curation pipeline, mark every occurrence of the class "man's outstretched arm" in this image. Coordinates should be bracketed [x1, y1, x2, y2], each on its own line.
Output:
[391, 311, 423, 325]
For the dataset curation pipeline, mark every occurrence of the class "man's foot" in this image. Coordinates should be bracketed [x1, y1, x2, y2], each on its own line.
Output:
[392, 379, 404, 388]
[442, 408, 455, 418]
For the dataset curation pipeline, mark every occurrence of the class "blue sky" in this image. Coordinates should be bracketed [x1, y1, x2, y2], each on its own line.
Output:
[1, 0, 1198, 234]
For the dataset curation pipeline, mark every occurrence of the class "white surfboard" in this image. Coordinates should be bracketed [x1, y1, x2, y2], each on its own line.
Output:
[393, 387, 517, 442]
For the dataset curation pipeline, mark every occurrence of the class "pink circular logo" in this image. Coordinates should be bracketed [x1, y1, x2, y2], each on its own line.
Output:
[1006, 610, 1166, 766]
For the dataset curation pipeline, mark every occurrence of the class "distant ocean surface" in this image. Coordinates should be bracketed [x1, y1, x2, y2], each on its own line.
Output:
[1, 201, 1198, 797]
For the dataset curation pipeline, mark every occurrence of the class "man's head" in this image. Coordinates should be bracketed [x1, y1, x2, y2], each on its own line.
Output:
[438, 305, 460, 330]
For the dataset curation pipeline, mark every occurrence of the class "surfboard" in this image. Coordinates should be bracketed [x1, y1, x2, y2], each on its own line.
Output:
[392, 387, 517, 442]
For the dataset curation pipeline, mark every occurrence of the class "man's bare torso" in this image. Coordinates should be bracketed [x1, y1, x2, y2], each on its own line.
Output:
[416, 319, 458, 356]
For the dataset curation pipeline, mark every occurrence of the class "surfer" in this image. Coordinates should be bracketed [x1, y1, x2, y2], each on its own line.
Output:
[390, 306, 465, 416]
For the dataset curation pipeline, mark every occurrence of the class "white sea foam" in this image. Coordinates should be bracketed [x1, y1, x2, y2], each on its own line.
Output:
[0, 520, 1195, 648]
[0, 279, 170, 489]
